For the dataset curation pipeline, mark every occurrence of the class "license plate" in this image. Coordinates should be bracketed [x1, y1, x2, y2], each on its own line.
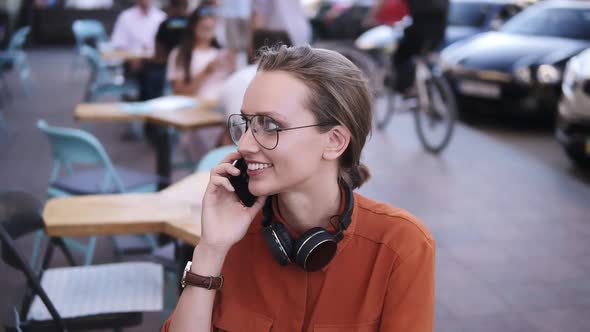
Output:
[458, 80, 501, 99]
[586, 138, 590, 156]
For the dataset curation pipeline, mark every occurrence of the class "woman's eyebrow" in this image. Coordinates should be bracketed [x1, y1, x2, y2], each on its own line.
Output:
[240, 110, 287, 122]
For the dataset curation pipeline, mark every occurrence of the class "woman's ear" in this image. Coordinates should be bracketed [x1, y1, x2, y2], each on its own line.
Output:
[323, 126, 351, 161]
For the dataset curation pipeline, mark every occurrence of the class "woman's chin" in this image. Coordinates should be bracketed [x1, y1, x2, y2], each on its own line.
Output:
[248, 183, 275, 197]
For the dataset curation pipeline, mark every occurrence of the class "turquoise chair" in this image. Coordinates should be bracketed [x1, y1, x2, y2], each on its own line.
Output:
[80, 45, 137, 102]
[0, 26, 32, 96]
[35, 120, 159, 266]
[72, 19, 108, 60]
[195, 145, 237, 172]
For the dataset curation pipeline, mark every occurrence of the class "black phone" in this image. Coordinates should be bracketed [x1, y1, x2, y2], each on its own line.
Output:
[228, 158, 257, 207]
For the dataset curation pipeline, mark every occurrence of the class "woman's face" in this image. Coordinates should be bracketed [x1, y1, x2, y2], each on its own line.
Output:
[238, 71, 330, 196]
[194, 16, 216, 44]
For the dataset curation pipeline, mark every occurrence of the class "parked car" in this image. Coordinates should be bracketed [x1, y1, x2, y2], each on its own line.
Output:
[445, 0, 528, 47]
[441, 0, 590, 117]
[556, 48, 590, 166]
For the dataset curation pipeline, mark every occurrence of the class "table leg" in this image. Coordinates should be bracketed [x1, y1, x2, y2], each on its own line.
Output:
[152, 124, 172, 190]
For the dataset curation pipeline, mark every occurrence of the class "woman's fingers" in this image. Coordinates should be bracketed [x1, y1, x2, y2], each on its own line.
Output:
[245, 195, 268, 217]
[211, 162, 240, 177]
[220, 151, 241, 164]
[210, 175, 235, 192]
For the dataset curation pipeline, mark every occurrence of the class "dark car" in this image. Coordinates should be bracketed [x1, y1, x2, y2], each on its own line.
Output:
[441, 0, 590, 117]
[445, 0, 527, 47]
[556, 48, 590, 167]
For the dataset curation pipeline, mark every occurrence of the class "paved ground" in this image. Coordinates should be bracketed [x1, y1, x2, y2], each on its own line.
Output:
[1, 48, 590, 331]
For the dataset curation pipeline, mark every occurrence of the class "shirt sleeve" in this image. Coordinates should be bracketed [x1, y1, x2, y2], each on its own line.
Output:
[380, 239, 435, 331]
[110, 12, 128, 49]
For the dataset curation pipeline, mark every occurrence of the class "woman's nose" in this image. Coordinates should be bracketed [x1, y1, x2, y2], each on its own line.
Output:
[237, 127, 259, 155]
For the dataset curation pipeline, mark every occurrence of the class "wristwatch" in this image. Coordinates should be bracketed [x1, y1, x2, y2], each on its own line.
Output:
[181, 261, 224, 290]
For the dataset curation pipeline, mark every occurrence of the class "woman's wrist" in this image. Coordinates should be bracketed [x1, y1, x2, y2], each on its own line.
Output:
[190, 243, 229, 276]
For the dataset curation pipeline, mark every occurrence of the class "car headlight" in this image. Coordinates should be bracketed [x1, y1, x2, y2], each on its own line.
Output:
[537, 64, 562, 84]
[562, 57, 581, 90]
[514, 66, 532, 84]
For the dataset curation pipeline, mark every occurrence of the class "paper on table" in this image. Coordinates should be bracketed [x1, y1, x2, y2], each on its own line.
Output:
[120, 95, 199, 114]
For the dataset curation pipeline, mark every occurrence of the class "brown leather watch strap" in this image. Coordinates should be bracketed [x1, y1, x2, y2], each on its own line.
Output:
[184, 271, 224, 290]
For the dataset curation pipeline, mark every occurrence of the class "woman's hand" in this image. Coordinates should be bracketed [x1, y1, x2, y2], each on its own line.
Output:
[202, 57, 222, 76]
[200, 151, 267, 252]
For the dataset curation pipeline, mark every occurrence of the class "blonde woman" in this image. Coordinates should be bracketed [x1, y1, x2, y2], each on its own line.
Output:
[164, 45, 435, 332]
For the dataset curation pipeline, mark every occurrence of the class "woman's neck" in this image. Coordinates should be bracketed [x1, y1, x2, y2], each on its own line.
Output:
[276, 175, 342, 234]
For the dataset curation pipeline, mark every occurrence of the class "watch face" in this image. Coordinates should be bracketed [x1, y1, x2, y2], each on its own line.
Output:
[181, 261, 192, 288]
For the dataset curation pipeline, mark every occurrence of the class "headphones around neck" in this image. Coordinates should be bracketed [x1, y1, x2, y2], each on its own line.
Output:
[261, 182, 354, 272]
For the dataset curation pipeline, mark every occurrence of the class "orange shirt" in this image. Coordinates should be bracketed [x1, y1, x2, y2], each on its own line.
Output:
[162, 193, 435, 332]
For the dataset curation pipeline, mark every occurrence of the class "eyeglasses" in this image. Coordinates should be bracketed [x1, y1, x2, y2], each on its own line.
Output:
[228, 113, 336, 150]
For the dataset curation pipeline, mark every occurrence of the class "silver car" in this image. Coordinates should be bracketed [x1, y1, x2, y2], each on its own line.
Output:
[556, 48, 590, 166]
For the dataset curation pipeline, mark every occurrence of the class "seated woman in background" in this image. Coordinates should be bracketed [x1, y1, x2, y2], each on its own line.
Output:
[167, 4, 235, 162]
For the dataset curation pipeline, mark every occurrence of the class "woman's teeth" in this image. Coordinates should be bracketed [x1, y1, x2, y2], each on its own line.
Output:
[248, 163, 273, 170]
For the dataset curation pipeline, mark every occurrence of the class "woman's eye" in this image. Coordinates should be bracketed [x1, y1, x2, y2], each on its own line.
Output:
[263, 119, 280, 132]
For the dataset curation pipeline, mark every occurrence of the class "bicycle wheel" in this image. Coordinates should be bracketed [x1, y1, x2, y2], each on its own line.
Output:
[375, 90, 397, 130]
[414, 75, 456, 153]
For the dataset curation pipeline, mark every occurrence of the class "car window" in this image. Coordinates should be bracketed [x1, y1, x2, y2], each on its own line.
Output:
[489, 4, 522, 30]
[501, 6, 590, 40]
[448, 2, 492, 27]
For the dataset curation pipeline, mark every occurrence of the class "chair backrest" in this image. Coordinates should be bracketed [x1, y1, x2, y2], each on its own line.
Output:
[80, 44, 105, 73]
[0, 191, 67, 330]
[72, 19, 107, 49]
[7, 26, 30, 52]
[195, 145, 237, 172]
[80, 44, 115, 86]
[36, 120, 124, 191]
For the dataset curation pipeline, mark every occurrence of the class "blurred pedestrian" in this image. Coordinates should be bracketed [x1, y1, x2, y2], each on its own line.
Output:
[392, 0, 449, 94]
[217, 0, 251, 52]
[364, 0, 409, 27]
[167, 4, 235, 163]
[251, 0, 311, 46]
[140, 0, 190, 101]
[110, 0, 165, 75]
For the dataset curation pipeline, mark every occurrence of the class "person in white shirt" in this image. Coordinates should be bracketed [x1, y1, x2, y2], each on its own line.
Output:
[217, 0, 251, 52]
[167, 4, 235, 162]
[218, 29, 292, 145]
[251, 0, 312, 46]
[110, 0, 166, 55]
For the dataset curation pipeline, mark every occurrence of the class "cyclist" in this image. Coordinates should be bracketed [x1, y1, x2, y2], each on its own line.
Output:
[391, 0, 449, 95]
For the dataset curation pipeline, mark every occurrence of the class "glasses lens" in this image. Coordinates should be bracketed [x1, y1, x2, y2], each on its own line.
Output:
[251, 115, 278, 150]
[228, 114, 247, 145]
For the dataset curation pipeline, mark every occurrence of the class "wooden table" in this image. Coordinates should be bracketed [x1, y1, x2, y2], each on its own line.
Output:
[100, 50, 152, 62]
[74, 99, 224, 189]
[43, 171, 210, 246]
[74, 99, 222, 130]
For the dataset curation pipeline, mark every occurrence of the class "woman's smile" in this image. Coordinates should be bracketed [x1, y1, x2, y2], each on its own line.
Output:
[246, 160, 273, 176]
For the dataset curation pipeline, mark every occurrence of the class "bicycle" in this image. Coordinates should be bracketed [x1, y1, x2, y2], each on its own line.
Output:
[355, 17, 456, 153]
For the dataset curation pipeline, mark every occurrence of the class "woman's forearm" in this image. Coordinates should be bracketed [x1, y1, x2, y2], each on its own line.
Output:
[168, 244, 229, 332]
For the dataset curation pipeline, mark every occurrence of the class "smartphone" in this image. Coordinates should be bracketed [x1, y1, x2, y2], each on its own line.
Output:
[228, 158, 257, 207]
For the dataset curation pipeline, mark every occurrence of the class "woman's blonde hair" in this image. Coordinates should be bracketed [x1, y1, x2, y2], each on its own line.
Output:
[257, 45, 372, 189]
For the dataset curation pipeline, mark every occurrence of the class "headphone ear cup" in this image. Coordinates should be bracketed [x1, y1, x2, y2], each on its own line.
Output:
[262, 222, 294, 266]
[293, 227, 337, 272]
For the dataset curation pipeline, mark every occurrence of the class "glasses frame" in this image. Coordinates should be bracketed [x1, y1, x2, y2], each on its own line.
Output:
[228, 113, 337, 150]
